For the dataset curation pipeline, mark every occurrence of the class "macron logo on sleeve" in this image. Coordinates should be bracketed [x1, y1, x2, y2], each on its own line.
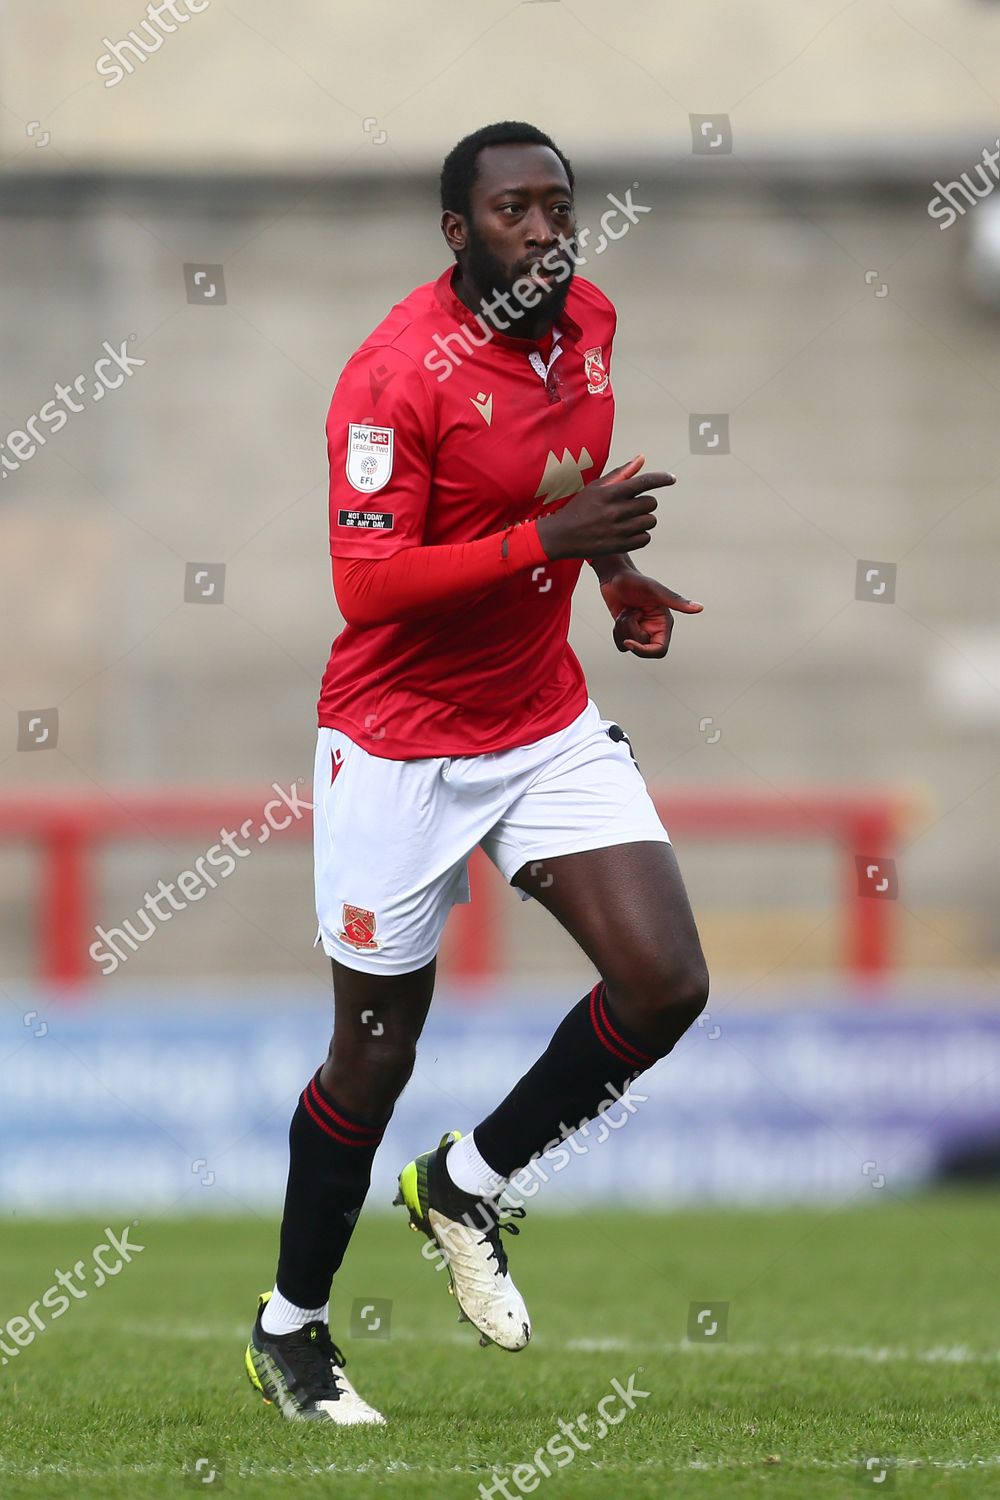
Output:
[346, 423, 394, 493]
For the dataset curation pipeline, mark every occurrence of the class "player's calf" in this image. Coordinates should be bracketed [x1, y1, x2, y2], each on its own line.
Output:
[473, 977, 695, 1187]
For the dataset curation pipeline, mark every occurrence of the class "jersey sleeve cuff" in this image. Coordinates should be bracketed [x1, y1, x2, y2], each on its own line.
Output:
[504, 519, 549, 570]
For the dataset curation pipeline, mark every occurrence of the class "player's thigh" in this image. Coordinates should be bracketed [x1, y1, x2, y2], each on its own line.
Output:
[329, 954, 437, 1053]
[512, 840, 708, 1003]
[487, 699, 706, 996]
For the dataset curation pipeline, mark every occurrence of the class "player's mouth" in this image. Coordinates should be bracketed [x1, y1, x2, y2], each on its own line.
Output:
[521, 259, 563, 290]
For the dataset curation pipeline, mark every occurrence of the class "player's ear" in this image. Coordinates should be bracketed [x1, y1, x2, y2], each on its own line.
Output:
[441, 210, 467, 255]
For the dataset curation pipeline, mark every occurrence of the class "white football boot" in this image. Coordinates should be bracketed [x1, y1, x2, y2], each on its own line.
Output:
[394, 1130, 531, 1351]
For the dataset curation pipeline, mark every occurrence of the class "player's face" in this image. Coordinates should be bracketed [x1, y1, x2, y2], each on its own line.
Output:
[453, 144, 577, 330]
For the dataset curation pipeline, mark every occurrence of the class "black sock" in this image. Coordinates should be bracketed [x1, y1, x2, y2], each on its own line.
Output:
[474, 980, 661, 1180]
[274, 1068, 386, 1309]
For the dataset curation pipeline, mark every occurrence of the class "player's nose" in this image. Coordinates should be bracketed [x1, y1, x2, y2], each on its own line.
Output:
[522, 205, 556, 247]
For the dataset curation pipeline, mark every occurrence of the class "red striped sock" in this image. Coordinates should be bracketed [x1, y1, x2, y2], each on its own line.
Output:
[274, 1069, 387, 1309]
[473, 982, 661, 1182]
[300, 1070, 384, 1149]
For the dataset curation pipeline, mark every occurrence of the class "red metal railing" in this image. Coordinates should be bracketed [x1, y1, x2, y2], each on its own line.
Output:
[0, 788, 910, 989]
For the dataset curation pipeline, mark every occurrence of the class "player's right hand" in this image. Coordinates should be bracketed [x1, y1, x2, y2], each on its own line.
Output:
[534, 455, 674, 561]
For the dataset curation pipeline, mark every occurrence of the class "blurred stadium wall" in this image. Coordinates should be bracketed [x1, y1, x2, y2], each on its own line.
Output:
[3, 1, 999, 993]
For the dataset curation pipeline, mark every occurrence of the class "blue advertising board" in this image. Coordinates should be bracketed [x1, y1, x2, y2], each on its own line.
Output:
[3, 987, 998, 1212]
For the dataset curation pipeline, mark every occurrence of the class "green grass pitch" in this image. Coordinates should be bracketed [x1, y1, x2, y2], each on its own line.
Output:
[1, 1193, 997, 1497]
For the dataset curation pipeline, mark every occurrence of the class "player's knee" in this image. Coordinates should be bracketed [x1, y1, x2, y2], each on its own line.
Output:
[363, 1035, 417, 1102]
[667, 955, 710, 1027]
[369, 1035, 418, 1094]
[611, 951, 709, 1052]
[325, 1035, 417, 1117]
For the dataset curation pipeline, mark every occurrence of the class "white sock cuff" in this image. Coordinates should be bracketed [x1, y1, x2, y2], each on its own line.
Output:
[446, 1130, 508, 1199]
[261, 1286, 328, 1336]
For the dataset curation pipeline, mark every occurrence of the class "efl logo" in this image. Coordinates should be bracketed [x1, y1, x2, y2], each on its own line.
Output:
[346, 423, 394, 493]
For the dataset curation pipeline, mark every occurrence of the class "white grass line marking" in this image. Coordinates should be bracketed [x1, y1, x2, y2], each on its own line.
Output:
[117, 1321, 1000, 1366]
[566, 1337, 1000, 1365]
[3, 1456, 1000, 1479]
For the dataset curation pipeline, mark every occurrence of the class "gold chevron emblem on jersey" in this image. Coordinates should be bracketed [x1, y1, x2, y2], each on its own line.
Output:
[535, 446, 595, 505]
[470, 390, 493, 426]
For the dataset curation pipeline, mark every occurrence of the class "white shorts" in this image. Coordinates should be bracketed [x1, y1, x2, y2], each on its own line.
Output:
[313, 697, 671, 975]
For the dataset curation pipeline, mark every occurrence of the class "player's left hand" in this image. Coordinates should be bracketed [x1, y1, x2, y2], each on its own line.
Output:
[599, 571, 704, 658]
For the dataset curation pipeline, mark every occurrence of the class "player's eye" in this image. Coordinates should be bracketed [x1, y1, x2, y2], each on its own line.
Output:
[498, 203, 524, 216]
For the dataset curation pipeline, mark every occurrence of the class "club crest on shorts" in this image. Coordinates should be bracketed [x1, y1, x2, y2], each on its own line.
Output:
[583, 346, 609, 395]
[346, 424, 393, 494]
[339, 903, 379, 950]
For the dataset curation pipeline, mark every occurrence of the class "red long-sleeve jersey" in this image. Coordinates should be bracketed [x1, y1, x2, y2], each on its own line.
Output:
[316, 264, 617, 758]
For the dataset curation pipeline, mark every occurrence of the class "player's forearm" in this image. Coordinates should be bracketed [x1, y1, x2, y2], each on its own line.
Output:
[332, 520, 548, 628]
[588, 552, 638, 584]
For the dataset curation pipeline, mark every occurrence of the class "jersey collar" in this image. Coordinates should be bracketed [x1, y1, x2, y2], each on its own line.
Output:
[527, 329, 563, 383]
[434, 265, 582, 355]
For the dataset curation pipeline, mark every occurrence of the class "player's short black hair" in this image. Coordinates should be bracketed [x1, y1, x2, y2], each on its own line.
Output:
[440, 121, 574, 222]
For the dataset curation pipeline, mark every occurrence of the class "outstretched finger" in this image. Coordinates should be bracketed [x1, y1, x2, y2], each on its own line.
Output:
[659, 588, 704, 614]
[619, 470, 676, 497]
